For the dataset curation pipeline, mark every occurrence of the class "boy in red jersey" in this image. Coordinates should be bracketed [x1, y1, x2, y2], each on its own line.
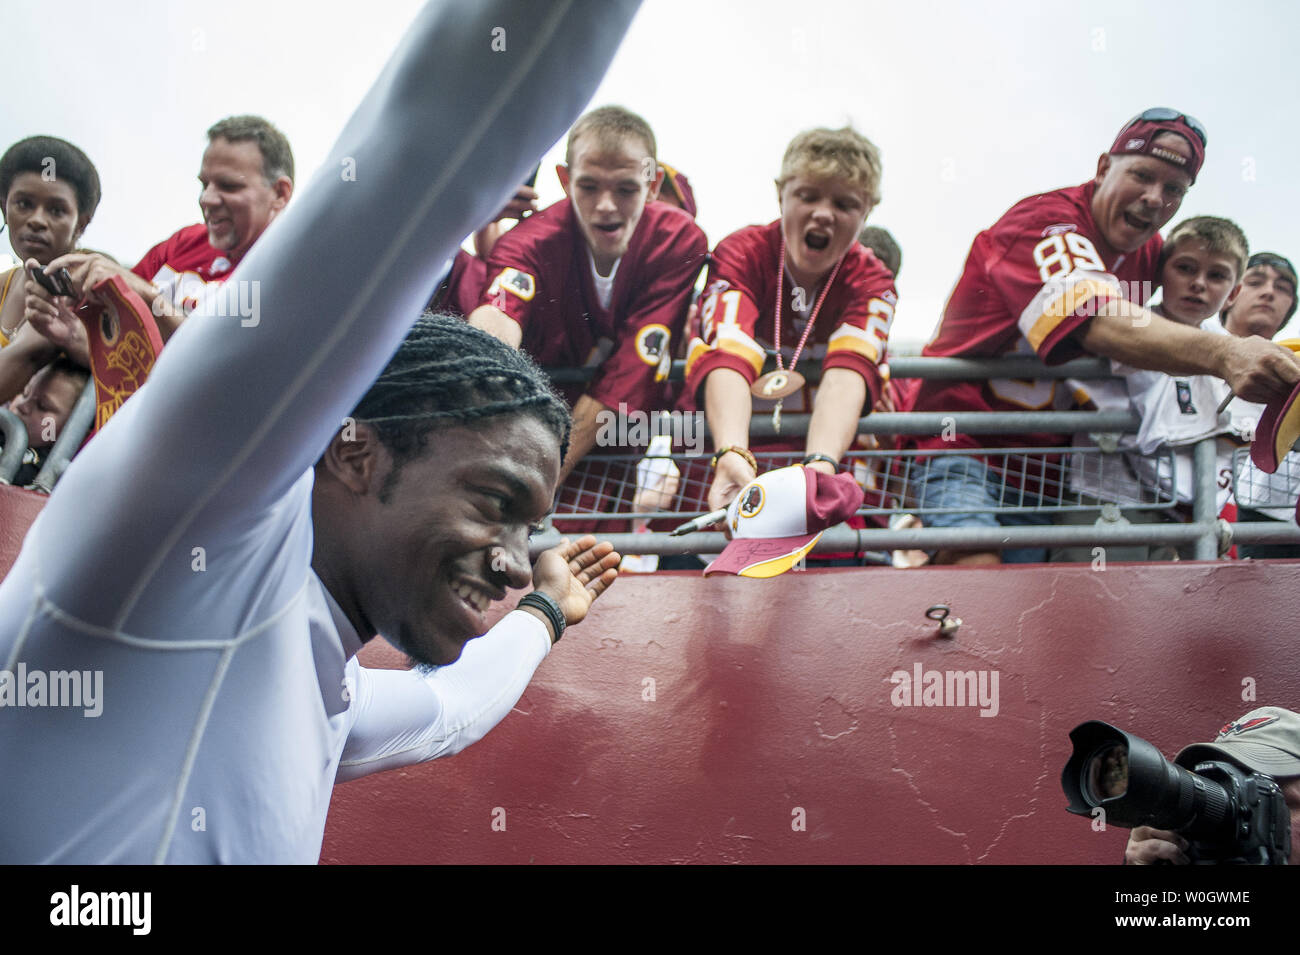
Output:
[469, 106, 707, 483]
[685, 127, 896, 513]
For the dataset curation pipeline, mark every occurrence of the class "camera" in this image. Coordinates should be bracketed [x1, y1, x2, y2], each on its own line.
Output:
[1061, 720, 1290, 864]
[28, 265, 75, 298]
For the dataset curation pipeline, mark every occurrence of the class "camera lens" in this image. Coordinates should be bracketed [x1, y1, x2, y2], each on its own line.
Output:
[1086, 741, 1128, 801]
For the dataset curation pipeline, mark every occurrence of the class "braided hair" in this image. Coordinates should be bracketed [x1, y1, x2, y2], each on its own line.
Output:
[349, 312, 571, 496]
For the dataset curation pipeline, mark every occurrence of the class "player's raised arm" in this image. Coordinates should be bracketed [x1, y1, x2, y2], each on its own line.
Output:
[32, 0, 638, 621]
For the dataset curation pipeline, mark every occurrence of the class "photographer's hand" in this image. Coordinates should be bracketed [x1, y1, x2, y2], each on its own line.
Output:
[1124, 826, 1189, 865]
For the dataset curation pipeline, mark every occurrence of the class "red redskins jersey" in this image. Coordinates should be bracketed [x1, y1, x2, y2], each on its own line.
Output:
[911, 180, 1161, 452]
[480, 199, 707, 413]
[684, 220, 897, 432]
[430, 248, 487, 317]
[130, 224, 235, 315]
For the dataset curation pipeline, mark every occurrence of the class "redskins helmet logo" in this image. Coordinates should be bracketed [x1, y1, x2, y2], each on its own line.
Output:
[738, 483, 764, 518]
[636, 324, 671, 366]
[488, 267, 536, 301]
[100, 306, 120, 346]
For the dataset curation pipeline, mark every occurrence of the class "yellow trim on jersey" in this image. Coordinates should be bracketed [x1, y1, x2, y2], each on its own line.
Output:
[714, 324, 765, 376]
[827, 324, 881, 364]
[687, 324, 766, 380]
[1025, 277, 1111, 351]
[685, 337, 711, 379]
[718, 339, 766, 376]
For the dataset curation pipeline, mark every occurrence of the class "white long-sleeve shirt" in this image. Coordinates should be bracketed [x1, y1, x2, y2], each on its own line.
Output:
[0, 0, 638, 864]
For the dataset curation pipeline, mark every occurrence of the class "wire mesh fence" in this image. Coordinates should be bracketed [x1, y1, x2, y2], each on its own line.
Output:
[1232, 448, 1300, 510]
[549, 445, 1179, 525]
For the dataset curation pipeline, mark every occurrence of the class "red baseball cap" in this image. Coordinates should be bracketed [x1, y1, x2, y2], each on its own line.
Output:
[659, 162, 697, 219]
[703, 465, 863, 577]
[1109, 108, 1206, 183]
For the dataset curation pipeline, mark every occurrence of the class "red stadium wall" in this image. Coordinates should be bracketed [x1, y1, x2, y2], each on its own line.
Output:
[321, 561, 1300, 864]
[0, 485, 46, 579]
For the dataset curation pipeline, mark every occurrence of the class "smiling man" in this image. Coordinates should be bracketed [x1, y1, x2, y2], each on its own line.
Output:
[0, 0, 638, 863]
[313, 314, 615, 669]
[127, 116, 293, 325]
[906, 108, 1300, 564]
[468, 105, 707, 483]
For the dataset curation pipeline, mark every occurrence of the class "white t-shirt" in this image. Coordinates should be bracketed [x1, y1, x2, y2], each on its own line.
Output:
[587, 248, 622, 311]
[1068, 318, 1249, 508]
[0, 0, 637, 864]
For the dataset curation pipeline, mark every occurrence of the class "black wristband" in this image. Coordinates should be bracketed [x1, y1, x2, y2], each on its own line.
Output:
[802, 453, 839, 470]
[518, 591, 566, 644]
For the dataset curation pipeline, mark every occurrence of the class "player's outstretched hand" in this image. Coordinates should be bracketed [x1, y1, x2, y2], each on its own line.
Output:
[532, 535, 620, 628]
[1222, 336, 1300, 404]
[1124, 826, 1189, 865]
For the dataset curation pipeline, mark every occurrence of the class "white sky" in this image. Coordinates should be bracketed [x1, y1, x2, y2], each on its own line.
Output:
[3, 0, 1296, 349]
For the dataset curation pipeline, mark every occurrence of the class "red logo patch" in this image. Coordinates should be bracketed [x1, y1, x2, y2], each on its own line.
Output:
[1216, 716, 1277, 739]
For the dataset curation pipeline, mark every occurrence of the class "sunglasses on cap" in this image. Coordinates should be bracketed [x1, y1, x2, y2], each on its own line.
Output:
[1123, 107, 1207, 147]
[1247, 252, 1297, 278]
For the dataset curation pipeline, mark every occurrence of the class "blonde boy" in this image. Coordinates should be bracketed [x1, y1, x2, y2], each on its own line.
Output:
[686, 127, 897, 512]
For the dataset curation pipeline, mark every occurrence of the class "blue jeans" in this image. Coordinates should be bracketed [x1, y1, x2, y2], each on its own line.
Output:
[912, 454, 1053, 564]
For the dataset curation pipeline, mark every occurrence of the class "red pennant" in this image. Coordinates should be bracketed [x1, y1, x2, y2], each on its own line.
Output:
[78, 275, 164, 433]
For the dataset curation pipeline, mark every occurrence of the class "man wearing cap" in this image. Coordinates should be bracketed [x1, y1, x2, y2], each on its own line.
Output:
[1125, 706, 1300, 864]
[908, 108, 1300, 565]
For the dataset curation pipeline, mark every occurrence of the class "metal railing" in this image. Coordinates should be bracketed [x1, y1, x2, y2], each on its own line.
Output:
[7, 354, 1296, 559]
[532, 355, 1300, 561]
[28, 381, 96, 493]
[0, 381, 96, 492]
[0, 409, 28, 484]
[545, 354, 1120, 385]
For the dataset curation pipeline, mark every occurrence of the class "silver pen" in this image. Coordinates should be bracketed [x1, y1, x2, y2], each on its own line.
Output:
[670, 507, 728, 536]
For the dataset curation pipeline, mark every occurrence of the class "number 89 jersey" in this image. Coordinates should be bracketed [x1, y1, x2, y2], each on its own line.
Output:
[910, 180, 1161, 452]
